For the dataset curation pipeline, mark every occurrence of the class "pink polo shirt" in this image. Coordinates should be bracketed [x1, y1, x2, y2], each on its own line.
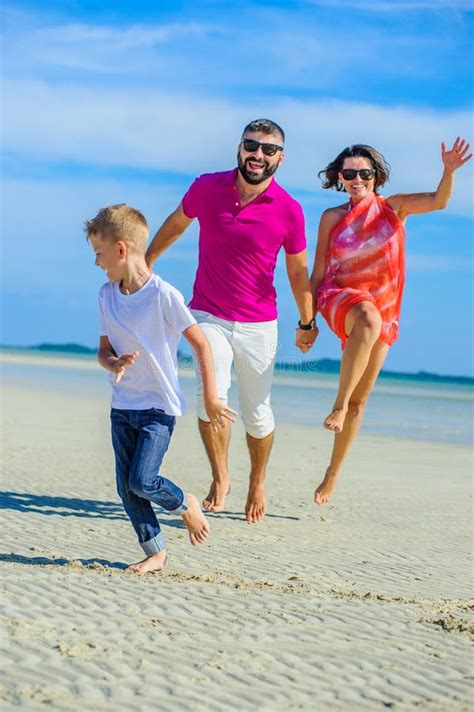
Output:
[182, 168, 306, 322]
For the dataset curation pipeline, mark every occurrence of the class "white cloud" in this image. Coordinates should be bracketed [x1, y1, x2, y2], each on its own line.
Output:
[3, 79, 472, 217]
[406, 253, 474, 271]
[6, 21, 220, 74]
[2, 4, 467, 89]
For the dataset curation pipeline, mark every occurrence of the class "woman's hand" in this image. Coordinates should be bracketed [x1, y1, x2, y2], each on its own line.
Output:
[441, 137, 472, 174]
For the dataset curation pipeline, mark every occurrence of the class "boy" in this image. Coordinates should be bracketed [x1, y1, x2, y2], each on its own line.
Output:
[85, 204, 236, 574]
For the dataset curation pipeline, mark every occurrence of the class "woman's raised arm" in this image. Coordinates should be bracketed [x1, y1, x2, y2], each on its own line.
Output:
[386, 137, 472, 221]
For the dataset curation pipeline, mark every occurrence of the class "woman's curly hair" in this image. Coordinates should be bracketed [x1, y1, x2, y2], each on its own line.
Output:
[318, 144, 390, 193]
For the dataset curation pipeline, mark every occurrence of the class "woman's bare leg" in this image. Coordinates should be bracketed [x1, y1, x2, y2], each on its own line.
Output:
[324, 301, 382, 433]
[315, 340, 389, 505]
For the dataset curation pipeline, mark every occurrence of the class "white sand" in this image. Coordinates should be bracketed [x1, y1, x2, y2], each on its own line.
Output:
[1, 356, 472, 711]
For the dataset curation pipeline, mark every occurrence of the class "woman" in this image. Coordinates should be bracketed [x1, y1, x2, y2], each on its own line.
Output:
[310, 138, 471, 505]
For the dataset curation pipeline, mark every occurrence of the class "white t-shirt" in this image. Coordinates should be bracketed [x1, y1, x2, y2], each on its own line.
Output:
[98, 274, 196, 414]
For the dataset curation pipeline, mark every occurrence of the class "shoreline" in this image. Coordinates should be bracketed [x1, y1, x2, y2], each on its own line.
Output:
[2, 349, 473, 399]
[2, 344, 474, 384]
[2, 350, 473, 447]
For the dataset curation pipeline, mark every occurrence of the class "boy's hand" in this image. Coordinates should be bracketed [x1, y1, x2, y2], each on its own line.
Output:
[204, 398, 237, 432]
[113, 351, 139, 383]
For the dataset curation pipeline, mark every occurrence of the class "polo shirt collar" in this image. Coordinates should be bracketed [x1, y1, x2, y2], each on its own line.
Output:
[227, 167, 280, 201]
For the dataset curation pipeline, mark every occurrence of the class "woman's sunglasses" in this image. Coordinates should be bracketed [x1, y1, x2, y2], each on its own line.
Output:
[341, 168, 376, 180]
[242, 139, 284, 157]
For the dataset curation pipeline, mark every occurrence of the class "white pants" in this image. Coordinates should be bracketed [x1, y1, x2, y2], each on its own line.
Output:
[191, 310, 278, 439]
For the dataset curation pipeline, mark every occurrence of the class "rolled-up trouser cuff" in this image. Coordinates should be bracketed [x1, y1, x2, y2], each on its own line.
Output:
[246, 423, 275, 440]
[167, 491, 188, 515]
[141, 531, 166, 555]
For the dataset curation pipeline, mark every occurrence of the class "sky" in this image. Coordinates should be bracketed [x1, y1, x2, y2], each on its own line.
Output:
[1, 0, 473, 376]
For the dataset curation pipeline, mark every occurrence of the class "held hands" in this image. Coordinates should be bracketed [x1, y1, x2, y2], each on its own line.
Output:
[204, 398, 238, 432]
[442, 138, 472, 173]
[112, 351, 139, 383]
[295, 324, 319, 353]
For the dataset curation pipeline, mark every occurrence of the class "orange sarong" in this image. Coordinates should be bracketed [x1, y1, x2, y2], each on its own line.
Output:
[316, 192, 405, 348]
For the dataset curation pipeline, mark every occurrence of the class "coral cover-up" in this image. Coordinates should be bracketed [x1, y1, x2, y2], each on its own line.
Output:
[316, 192, 406, 348]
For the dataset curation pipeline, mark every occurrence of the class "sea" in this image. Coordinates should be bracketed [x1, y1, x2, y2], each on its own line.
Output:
[1, 348, 473, 446]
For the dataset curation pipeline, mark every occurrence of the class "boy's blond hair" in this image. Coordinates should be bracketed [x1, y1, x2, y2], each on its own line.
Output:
[84, 204, 149, 252]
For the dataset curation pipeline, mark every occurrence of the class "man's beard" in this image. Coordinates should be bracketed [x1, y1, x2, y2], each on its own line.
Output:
[237, 153, 280, 185]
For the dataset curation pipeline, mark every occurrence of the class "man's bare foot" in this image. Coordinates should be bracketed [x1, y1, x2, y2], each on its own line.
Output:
[323, 407, 346, 433]
[128, 550, 167, 574]
[245, 483, 266, 523]
[314, 469, 338, 506]
[202, 479, 230, 512]
[182, 493, 210, 545]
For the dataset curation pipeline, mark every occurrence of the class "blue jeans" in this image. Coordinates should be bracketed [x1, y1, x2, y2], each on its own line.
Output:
[110, 408, 188, 555]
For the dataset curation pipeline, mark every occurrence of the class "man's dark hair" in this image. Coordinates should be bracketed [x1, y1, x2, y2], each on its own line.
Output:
[242, 119, 285, 144]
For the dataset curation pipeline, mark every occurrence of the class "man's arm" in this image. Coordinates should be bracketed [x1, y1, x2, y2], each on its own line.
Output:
[285, 250, 318, 353]
[145, 203, 194, 267]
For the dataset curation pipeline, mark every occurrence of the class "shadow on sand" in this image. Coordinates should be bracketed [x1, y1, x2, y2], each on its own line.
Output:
[0, 552, 128, 570]
[1, 491, 300, 523]
[0, 490, 185, 528]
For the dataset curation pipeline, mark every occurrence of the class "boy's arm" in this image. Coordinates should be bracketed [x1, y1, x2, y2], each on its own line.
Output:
[98, 335, 139, 384]
[182, 325, 237, 430]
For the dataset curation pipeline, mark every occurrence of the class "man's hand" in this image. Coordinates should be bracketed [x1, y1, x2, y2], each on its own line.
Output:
[204, 398, 238, 432]
[112, 351, 139, 383]
[295, 325, 318, 353]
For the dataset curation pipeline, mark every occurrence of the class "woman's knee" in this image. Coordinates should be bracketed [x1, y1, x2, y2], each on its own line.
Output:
[351, 303, 382, 338]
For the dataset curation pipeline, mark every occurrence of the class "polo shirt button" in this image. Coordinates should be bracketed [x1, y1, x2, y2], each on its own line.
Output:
[235, 202, 239, 206]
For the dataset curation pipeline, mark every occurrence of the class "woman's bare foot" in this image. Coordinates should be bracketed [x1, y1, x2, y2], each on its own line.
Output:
[202, 478, 230, 512]
[128, 550, 167, 574]
[323, 407, 347, 433]
[182, 493, 210, 545]
[314, 469, 338, 506]
[245, 482, 266, 523]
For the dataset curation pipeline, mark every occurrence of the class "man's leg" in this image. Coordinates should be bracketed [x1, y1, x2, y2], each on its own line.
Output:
[245, 430, 274, 523]
[192, 314, 234, 512]
[199, 418, 232, 512]
[234, 320, 278, 523]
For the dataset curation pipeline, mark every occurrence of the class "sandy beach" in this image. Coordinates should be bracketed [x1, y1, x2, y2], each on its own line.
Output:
[1, 354, 473, 710]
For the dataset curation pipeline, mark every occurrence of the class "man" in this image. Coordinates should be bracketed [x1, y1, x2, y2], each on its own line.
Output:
[146, 118, 317, 523]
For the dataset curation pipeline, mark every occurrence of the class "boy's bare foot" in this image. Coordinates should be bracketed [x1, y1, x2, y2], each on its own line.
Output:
[245, 483, 266, 523]
[323, 407, 346, 433]
[182, 493, 210, 545]
[202, 479, 230, 512]
[314, 469, 338, 506]
[128, 550, 167, 574]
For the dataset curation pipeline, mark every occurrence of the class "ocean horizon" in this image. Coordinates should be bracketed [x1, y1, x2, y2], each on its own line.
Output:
[1, 343, 473, 386]
[1, 346, 472, 446]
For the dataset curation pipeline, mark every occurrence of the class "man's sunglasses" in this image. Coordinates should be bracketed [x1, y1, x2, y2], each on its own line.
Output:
[241, 139, 284, 157]
[340, 168, 376, 180]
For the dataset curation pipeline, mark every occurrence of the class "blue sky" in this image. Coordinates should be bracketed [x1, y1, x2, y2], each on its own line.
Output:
[1, 0, 473, 375]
